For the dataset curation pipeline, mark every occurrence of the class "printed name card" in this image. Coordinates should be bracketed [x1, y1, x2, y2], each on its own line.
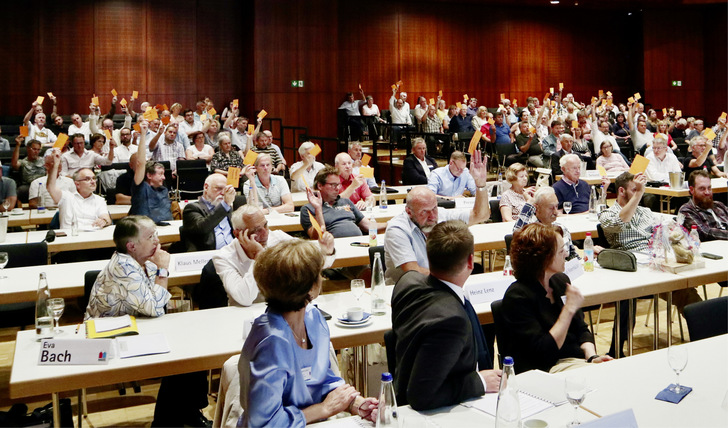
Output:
[38, 339, 112, 365]
[464, 276, 512, 305]
[174, 252, 213, 272]
[565, 257, 584, 282]
[454, 197, 476, 209]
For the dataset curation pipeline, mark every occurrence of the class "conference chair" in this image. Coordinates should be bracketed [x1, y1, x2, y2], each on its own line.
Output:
[193, 259, 229, 310]
[383, 330, 397, 377]
[683, 296, 728, 341]
[0, 241, 49, 328]
[489, 199, 502, 223]
[490, 299, 511, 369]
[368, 246, 386, 274]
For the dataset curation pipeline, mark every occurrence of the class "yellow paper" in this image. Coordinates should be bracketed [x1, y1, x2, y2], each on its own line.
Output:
[551, 101, 556, 107]
[243, 150, 258, 165]
[438, 90, 442, 97]
[162, 104, 169, 111]
[53, 133, 68, 150]
[513, 98, 517, 105]
[500, 93, 505, 100]
[598, 89, 604, 97]
[429, 98, 435, 105]
[120, 98, 127, 107]
[601, 99, 606, 106]
[308, 211, 322, 237]
[309, 144, 322, 157]
[36, 96, 44, 104]
[47, 92, 54, 98]
[391, 84, 397, 90]
[200, 113, 208, 122]
[247, 124, 255, 134]
[591, 96, 597, 104]
[607, 99, 613, 106]
[703, 128, 717, 141]
[634, 92, 641, 101]
[227, 167, 241, 187]
[133, 123, 141, 132]
[499, 104, 504, 109]
[143, 107, 158, 121]
[132, 90, 139, 99]
[111, 89, 117, 97]
[720, 112, 727, 120]
[456, 102, 462, 109]
[468, 131, 482, 155]
[572, 120, 579, 129]
[208, 108, 217, 116]
[487, 118, 495, 125]
[549, 87, 554, 95]
[463, 94, 468, 101]
[359, 166, 374, 179]
[663, 108, 668, 116]
[559, 83, 564, 91]
[628, 97, 635, 104]
[103, 130, 112, 141]
[358, 83, 362, 90]
[232, 99, 239, 108]
[257, 109, 267, 119]
[597, 165, 608, 177]
[92, 96, 99, 106]
[396, 80, 403, 86]
[361, 153, 371, 166]
[528, 126, 536, 134]
[629, 155, 650, 175]
[19, 126, 28, 137]
[676, 110, 682, 117]
[606, 91, 612, 97]
[544, 92, 551, 100]
[302, 175, 309, 189]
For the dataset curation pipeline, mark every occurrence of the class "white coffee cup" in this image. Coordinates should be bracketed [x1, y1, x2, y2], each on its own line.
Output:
[347, 306, 364, 322]
[12, 208, 22, 214]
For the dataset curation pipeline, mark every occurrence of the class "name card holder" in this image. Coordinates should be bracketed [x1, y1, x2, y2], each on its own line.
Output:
[38, 338, 112, 365]
[454, 198, 476, 209]
[464, 276, 513, 305]
[174, 253, 213, 273]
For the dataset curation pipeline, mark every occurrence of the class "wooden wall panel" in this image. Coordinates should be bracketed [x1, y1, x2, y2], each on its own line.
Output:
[702, 3, 727, 122]
[1, 3, 38, 114]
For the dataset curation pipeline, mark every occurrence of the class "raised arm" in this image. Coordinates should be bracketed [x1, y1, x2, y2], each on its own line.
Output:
[468, 150, 490, 224]
[46, 150, 63, 205]
[11, 136, 23, 171]
[619, 173, 646, 223]
[23, 103, 37, 126]
[134, 122, 150, 185]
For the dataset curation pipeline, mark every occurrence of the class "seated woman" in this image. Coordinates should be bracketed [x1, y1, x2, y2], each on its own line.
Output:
[211, 132, 244, 176]
[185, 131, 214, 167]
[596, 140, 629, 173]
[499, 163, 534, 222]
[571, 126, 593, 161]
[245, 153, 294, 214]
[240, 240, 378, 427]
[501, 223, 611, 374]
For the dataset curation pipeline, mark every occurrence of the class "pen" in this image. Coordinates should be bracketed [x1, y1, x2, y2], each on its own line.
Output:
[75, 323, 81, 334]
[580, 405, 601, 418]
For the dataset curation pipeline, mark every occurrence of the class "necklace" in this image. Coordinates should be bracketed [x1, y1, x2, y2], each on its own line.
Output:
[289, 324, 307, 345]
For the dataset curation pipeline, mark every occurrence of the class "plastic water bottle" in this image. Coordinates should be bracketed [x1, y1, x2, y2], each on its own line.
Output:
[503, 255, 513, 276]
[584, 232, 594, 272]
[588, 186, 598, 219]
[376, 372, 399, 427]
[368, 215, 378, 247]
[497, 172, 504, 198]
[71, 211, 79, 236]
[379, 180, 388, 209]
[495, 356, 521, 428]
[371, 252, 386, 315]
[689, 225, 700, 257]
[35, 272, 53, 340]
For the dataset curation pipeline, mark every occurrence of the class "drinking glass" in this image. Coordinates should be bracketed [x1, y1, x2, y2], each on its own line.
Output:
[563, 201, 572, 215]
[0, 252, 8, 279]
[47, 298, 65, 334]
[351, 279, 365, 302]
[565, 377, 587, 427]
[668, 346, 688, 394]
[1, 199, 9, 215]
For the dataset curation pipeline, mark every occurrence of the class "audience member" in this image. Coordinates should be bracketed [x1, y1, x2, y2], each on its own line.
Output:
[596, 140, 629, 172]
[448, 105, 474, 134]
[644, 135, 681, 183]
[245, 154, 294, 213]
[338, 90, 367, 141]
[182, 173, 242, 251]
[0, 128, 10, 151]
[290, 141, 325, 192]
[348, 142, 376, 188]
[211, 133, 244, 177]
[130, 124, 173, 224]
[252, 131, 286, 174]
[679, 170, 728, 241]
[402, 137, 437, 185]
[490, 112, 512, 147]
[149, 123, 185, 172]
[114, 127, 137, 163]
[67, 113, 91, 143]
[28, 153, 75, 209]
[628, 102, 654, 152]
[179, 109, 203, 139]
[499, 163, 534, 222]
[551, 134, 593, 177]
[23, 101, 57, 146]
[59, 134, 113, 177]
[513, 122, 543, 167]
[335, 152, 374, 210]
[427, 151, 477, 198]
[553, 154, 608, 213]
[542, 120, 564, 156]
[185, 131, 214, 167]
[683, 137, 727, 178]
[11, 137, 44, 201]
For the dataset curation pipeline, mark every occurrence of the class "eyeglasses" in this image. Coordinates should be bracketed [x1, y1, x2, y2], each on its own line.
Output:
[324, 182, 341, 188]
[75, 177, 96, 183]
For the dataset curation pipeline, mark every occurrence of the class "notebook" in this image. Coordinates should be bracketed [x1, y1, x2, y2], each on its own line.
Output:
[85, 315, 139, 339]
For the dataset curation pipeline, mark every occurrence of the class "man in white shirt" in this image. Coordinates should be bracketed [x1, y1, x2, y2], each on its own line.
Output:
[628, 102, 653, 152]
[645, 136, 681, 183]
[67, 113, 91, 143]
[289, 141, 324, 192]
[28, 153, 76, 208]
[23, 105, 57, 147]
[178, 109, 202, 138]
[47, 150, 111, 229]
[61, 134, 114, 177]
[212, 205, 335, 306]
[113, 127, 138, 163]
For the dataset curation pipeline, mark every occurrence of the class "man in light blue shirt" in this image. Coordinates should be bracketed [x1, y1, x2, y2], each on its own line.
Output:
[427, 151, 476, 197]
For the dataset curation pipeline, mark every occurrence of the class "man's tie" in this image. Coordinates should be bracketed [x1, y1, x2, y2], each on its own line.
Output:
[464, 298, 492, 370]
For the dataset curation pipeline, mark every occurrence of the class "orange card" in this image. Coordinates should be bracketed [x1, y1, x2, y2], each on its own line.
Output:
[676, 110, 682, 117]
[143, 107, 158, 121]
[53, 133, 68, 150]
[309, 144, 322, 157]
[528, 125, 536, 134]
[247, 124, 255, 134]
[359, 166, 375, 179]
[47, 92, 54, 98]
[308, 210, 322, 237]
[361, 153, 371, 166]
[544, 92, 551, 100]
[120, 98, 127, 107]
[302, 175, 310, 189]
[208, 108, 217, 116]
[468, 131, 482, 155]
[133, 123, 141, 132]
[132, 90, 139, 99]
[629, 154, 650, 175]
[200, 113, 208, 122]
[598, 89, 604, 97]
[429, 98, 435, 105]
[358, 83, 362, 90]
[500, 93, 505, 100]
[111, 89, 117, 97]
[601, 99, 606, 106]
[161, 116, 170, 125]
[513, 98, 517, 105]
[391, 84, 397, 90]
[559, 82, 564, 91]
[634, 92, 641, 101]
[233, 99, 239, 108]
[591, 96, 597, 104]
[396, 80, 403, 86]
[549, 87, 554, 95]
[487, 118, 495, 125]
[456, 102, 462, 109]
[19, 126, 28, 137]
[162, 104, 169, 111]
[720, 112, 727, 120]
[572, 120, 579, 129]
[498, 103, 504, 110]
[36, 96, 44, 105]
[92, 96, 99, 106]
[628, 97, 635, 104]
[703, 128, 717, 141]
[662, 108, 668, 116]
[606, 91, 612, 97]
[227, 167, 241, 187]
[551, 101, 557, 107]
[607, 99, 613, 106]
[597, 165, 608, 177]
[243, 150, 258, 165]
[438, 90, 442, 97]
[104, 130, 112, 141]
[257, 109, 267, 119]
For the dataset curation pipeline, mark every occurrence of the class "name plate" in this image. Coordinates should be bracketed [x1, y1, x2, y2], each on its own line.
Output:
[454, 197, 476, 209]
[565, 257, 584, 282]
[464, 276, 513, 305]
[38, 339, 112, 365]
[174, 252, 213, 272]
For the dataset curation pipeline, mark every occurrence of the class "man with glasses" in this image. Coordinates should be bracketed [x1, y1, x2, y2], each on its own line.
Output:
[113, 127, 137, 163]
[683, 136, 727, 179]
[131, 122, 173, 224]
[645, 135, 682, 183]
[335, 152, 374, 210]
[553, 154, 609, 214]
[47, 150, 111, 229]
[61, 133, 114, 177]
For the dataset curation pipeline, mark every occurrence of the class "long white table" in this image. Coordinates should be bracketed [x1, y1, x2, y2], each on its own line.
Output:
[645, 178, 728, 213]
[291, 185, 415, 207]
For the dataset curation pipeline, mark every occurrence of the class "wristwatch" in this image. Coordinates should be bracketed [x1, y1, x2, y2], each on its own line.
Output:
[587, 354, 599, 363]
[157, 268, 169, 278]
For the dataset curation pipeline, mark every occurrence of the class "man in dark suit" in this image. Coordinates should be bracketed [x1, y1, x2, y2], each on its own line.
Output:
[402, 137, 438, 185]
[391, 220, 501, 411]
[181, 173, 245, 251]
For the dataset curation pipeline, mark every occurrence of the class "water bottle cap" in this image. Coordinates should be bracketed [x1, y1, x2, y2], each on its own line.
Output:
[586, 232, 591, 236]
[691, 225, 697, 230]
[503, 356, 514, 365]
[381, 372, 393, 382]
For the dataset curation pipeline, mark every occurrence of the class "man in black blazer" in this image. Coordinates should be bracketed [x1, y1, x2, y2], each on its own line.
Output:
[181, 173, 246, 251]
[402, 137, 438, 185]
[391, 220, 501, 411]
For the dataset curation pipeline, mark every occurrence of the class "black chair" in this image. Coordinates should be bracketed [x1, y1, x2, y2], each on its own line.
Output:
[368, 246, 386, 273]
[490, 299, 511, 368]
[595, 223, 610, 248]
[192, 259, 229, 310]
[80, 270, 102, 314]
[683, 296, 728, 341]
[494, 143, 518, 171]
[384, 329, 397, 376]
[504, 234, 513, 254]
[176, 166, 209, 200]
[489, 199, 502, 223]
[0, 242, 49, 327]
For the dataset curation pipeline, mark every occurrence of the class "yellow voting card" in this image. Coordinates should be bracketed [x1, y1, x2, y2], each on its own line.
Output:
[120, 98, 127, 107]
[36, 96, 44, 105]
[429, 98, 435, 105]
[456, 102, 462, 109]
[720, 112, 727, 120]
[549, 87, 554, 95]
[208, 108, 217, 117]
[663, 108, 668, 116]
[47, 92, 54, 98]
[676, 110, 682, 117]
[439, 90, 443, 97]
[247, 124, 255, 134]
[309, 144, 322, 157]
[597, 165, 608, 177]
[359, 166, 374, 178]
[104, 130, 112, 141]
[572, 120, 579, 129]
[257, 109, 267, 119]
[559, 83, 564, 91]
[53, 133, 68, 150]
[500, 93, 505, 100]
[143, 107, 158, 121]
[634, 92, 641, 101]
[628, 97, 635, 104]
[227, 167, 241, 187]
[598, 89, 604, 97]
[133, 123, 141, 132]
[92, 96, 99, 106]
[629, 155, 650, 175]
[19, 126, 28, 137]
[111, 89, 117, 97]
[132, 90, 139, 99]
[308, 211, 323, 237]
[468, 131, 482, 155]
[703, 128, 717, 141]
[361, 153, 371, 166]
[243, 150, 258, 165]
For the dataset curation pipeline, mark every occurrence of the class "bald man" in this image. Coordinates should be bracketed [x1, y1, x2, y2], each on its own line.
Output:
[335, 152, 375, 210]
[182, 173, 246, 251]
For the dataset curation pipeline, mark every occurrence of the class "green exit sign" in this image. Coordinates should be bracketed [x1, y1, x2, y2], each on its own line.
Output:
[671, 80, 682, 87]
[291, 80, 305, 88]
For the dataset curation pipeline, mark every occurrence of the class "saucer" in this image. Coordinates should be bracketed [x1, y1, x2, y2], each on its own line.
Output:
[337, 312, 371, 325]
[335, 318, 373, 329]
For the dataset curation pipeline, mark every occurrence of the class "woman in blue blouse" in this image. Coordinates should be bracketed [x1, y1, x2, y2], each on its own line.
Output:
[239, 240, 378, 427]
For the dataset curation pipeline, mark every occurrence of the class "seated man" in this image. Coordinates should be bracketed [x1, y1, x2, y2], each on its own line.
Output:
[11, 137, 45, 202]
[182, 173, 245, 251]
[645, 135, 681, 183]
[391, 220, 501, 410]
[244, 154, 294, 213]
[541, 120, 564, 157]
[28, 152, 75, 209]
[335, 152, 375, 210]
[553, 154, 608, 214]
[112, 153, 138, 205]
[131, 123, 173, 224]
[22, 103, 57, 147]
[61, 133, 114, 177]
[679, 170, 728, 241]
[514, 121, 544, 168]
[683, 137, 727, 179]
[46, 151, 111, 229]
[599, 172, 702, 357]
[300, 166, 380, 238]
[448, 105, 474, 135]
[427, 151, 477, 198]
[402, 137, 437, 185]
[348, 141, 376, 188]
[251, 131, 286, 175]
[289, 141, 324, 192]
[551, 134, 593, 178]
[385, 150, 489, 284]
[85, 215, 210, 427]
[212, 205, 335, 306]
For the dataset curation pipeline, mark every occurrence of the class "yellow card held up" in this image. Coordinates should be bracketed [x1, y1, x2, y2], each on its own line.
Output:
[456, 102, 462, 109]
[549, 87, 554, 95]
[601, 99, 606, 106]
[720, 112, 727, 120]
[162, 104, 169, 111]
[243, 150, 258, 166]
[208, 108, 217, 117]
[487, 118, 495, 125]
[572, 120, 579, 129]
[429, 98, 435, 105]
[544, 92, 551, 100]
[200, 113, 208, 122]
[500, 93, 505, 100]
[227, 167, 241, 187]
[19, 126, 28, 137]
[629, 155, 650, 175]
[359, 166, 375, 179]
[308, 211, 322, 237]
[607, 91, 612, 97]
[120, 98, 127, 107]
[559, 82, 564, 91]
[438, 90, 443, 97]
[499, 104, 504, 109]
[598, 89, 604, 97]
[528, 125, 536, 134]
[143, 107, 158, 121]
[53, 133, 68, 150]
[257, 109, 267, 119]
[463, 94, 469, 101]
[361, 153, 371, 166]
[391, 84, 397, 90]
[607, 99, 613, 106]
[513, 99, 517, 105]
[132, 90, 139, 99]
[247, 124, 255, 134]
[36, 96, 44, 105]
[676, 110, 682, 117]
[591, 96, 597, 104]
[597, 165, 608, 177]
[111, 89, 117, 97]
[161, 116, 170, 125]
[634, 93, 641, 101]
[92, 96, 99, 106]
[232, 99, 239, 108]
[47, 92, 53, 98]
[104, 130, 112, 141]
[309, 144, 322, 157]
[703, 128, 717, 141]
[133, 123, 141, 132]
[663, 108, 668, 116]
[468, 130, 482, 155]
[628, 97, 635, 104]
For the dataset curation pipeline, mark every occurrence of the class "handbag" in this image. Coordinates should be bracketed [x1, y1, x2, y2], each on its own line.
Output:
[597, 248, 637, 272]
